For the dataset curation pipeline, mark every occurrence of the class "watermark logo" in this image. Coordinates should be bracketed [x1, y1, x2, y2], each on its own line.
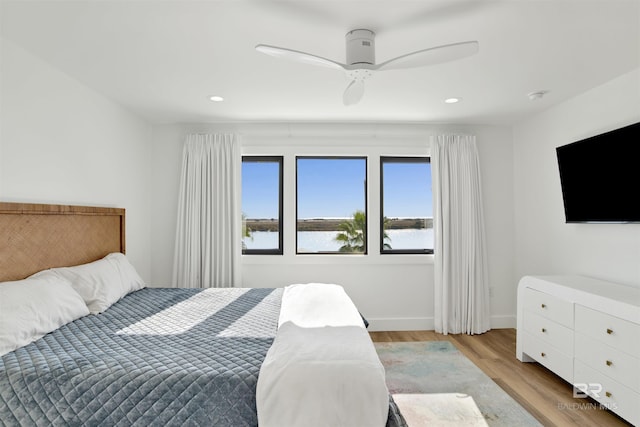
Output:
[557, 402, 618, 411]
[560, 383, 618, 411]
[573, 382, 602, 398]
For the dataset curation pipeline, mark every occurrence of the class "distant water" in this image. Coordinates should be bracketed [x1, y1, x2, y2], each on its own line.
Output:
[244, 229, 434, 252]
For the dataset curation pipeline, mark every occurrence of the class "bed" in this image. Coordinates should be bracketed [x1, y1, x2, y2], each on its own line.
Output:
[0, 202, 406, 426]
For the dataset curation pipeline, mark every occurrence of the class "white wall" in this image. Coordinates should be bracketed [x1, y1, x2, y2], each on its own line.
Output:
[150, 122, 516, 330]
[0, 38, 153, 280]
[513, 68, 640, 288]
[3, 32, 636, 331]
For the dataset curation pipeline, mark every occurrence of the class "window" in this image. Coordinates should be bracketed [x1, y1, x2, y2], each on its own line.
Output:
[241, 156, 283, 255]
[296, 157, 367, 254]
[380, 157, 433, 254]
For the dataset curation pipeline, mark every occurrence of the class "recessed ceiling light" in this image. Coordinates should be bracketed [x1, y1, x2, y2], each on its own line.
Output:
[209, 95, 224, 102]
[444, 97, 461, 104]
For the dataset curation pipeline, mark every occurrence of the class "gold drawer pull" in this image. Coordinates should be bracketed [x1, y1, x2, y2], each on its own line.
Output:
[606, 360, 613, 366]
[541, 328, 546, 333]
[605, 391, 612, 398]
[540, 352, 546, 357]
[606, 328, 613, 335]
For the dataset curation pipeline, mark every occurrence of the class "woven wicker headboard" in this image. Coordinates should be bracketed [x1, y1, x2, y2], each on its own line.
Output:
[0, 202, 125, 282]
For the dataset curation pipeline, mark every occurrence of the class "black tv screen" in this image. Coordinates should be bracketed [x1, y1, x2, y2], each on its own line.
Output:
[556, 121, 640, 223]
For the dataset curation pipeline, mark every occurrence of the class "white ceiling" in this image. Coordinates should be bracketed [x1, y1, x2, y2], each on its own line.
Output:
[1, 0, 639, 125]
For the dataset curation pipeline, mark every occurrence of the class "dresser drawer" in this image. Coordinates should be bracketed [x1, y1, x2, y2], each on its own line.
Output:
[522, 287, 573, 328]
[521, 331, 573, 383]
[575, 305, 640, 357]
[575, 332, 639, 391]
[523, 310, 573, 355]
[574, 360, 640, 426]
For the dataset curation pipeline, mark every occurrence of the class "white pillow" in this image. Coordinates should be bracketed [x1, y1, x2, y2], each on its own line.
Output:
[35, 253, 145, 314]
[105, 252, 145, 295]
[0, 274, 90, 356]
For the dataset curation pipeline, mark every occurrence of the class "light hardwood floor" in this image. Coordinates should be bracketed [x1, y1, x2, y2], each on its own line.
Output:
[370, 329, 631, 427]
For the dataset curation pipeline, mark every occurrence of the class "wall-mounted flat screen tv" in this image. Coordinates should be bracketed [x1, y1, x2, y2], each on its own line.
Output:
[556, 121, 639, 223]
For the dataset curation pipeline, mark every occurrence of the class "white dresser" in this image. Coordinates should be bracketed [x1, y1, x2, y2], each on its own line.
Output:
[516, 275, 640, 426]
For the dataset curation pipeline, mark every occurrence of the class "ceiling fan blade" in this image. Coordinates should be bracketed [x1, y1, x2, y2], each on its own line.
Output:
[255, 44, 346, 70]
[343, 80, 365, 106]
[376, 40, 479, 71]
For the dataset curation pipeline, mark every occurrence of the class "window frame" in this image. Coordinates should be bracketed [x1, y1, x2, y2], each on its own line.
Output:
[241, 155, 284, 255]
[295, 155, 368, 255]
[380, 156, 433, 255]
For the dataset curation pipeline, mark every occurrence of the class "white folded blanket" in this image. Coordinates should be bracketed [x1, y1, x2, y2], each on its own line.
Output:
[257, 283, 389, 427]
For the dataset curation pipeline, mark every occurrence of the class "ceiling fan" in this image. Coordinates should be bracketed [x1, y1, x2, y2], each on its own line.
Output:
[255, 29, 479, 106]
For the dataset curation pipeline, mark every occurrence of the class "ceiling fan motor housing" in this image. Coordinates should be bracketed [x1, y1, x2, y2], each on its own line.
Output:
[346, 29, 375, 67]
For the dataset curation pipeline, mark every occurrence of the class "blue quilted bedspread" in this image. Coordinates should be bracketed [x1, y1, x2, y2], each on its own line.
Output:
[1, 288, 282, 426]
[1, 287, 406, 427]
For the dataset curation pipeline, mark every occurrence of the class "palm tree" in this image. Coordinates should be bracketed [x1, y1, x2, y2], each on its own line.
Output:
[382, 216, 392, 250]
[334, 211, 394, 252]
[242, 213, 253, 250]
[335, 210, 367, 253]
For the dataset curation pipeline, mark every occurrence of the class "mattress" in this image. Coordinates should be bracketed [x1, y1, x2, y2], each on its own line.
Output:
[1, 287, 406, 426]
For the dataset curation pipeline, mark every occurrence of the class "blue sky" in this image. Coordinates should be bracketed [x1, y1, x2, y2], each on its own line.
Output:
[242, 160, 280, 219]
[382, 161, 432, 218]
[242, 158, 432, 219]
[297, 158, 366, 218]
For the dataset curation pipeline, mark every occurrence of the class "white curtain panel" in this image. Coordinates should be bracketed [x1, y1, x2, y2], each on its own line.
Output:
[432, 134, 490, 335]
[172, 134, 242, 288]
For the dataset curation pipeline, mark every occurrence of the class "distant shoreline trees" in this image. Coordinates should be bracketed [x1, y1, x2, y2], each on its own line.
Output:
[245, 217, 432, 232]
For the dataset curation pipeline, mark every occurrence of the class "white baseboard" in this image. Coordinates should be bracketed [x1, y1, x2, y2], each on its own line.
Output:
[367, 315, 516, 332]
[489, 315, 517, 329]
[368, 317, 434, 332]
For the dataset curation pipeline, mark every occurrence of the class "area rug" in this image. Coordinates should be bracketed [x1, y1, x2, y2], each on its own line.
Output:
[375, 341, 542, 427]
